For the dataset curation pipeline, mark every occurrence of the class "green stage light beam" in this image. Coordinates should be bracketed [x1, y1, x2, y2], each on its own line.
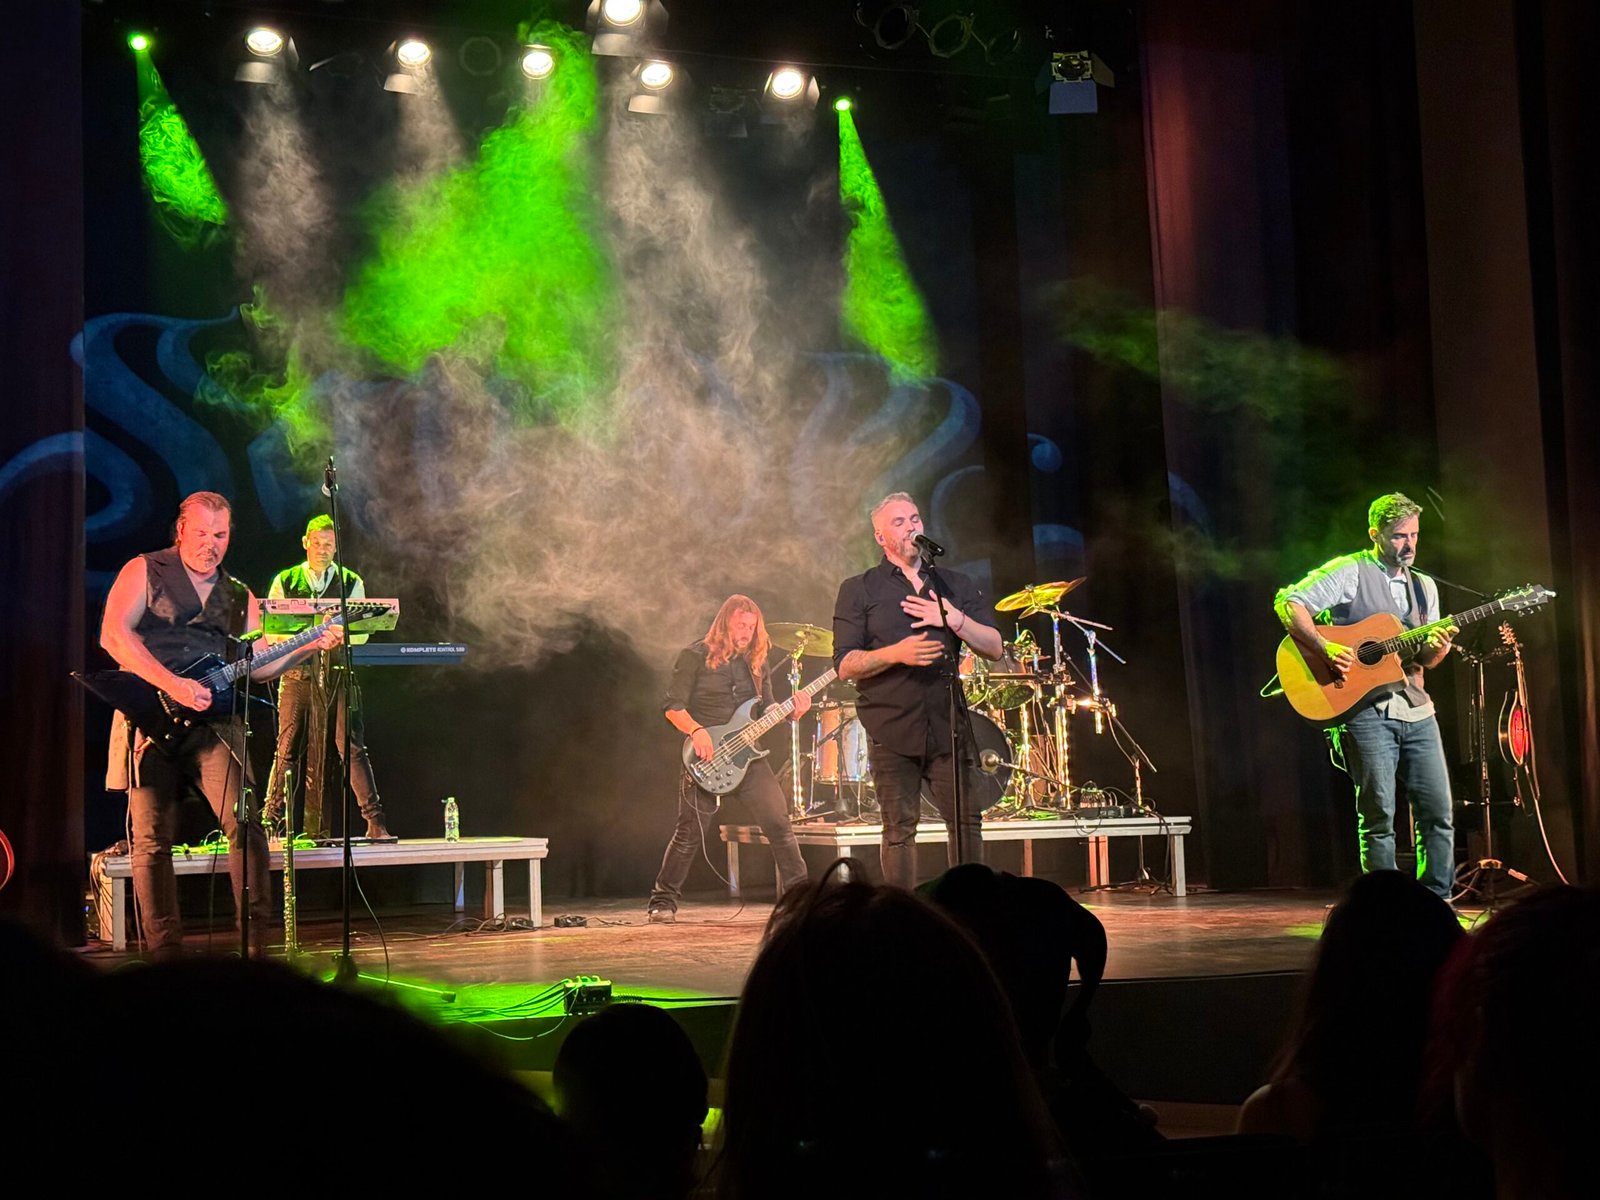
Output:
[132, 42, 229, 247]
[341, 20, 617, 426]
[836, 107, 937, 382]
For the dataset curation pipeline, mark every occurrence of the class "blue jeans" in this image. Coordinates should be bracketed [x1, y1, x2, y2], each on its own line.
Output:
[1339, 706, 1455, 898]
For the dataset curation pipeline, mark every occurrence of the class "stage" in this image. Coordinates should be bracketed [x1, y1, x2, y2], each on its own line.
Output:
[76, 883, 1345, 1112]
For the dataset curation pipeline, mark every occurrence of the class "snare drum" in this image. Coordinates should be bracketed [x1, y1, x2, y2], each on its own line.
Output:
[814, 702, 871, 784]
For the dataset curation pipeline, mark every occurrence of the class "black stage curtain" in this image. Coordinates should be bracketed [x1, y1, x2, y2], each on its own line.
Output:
[0, 2, 86, 940]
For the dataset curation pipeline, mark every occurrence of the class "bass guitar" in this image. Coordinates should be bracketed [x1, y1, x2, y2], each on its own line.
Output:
[1275, 583, 1554, 724]
[74, 605, 380, 755]
[684, 668, 838, 795]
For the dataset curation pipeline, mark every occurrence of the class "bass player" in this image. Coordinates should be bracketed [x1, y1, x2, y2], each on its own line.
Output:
[1273, 492, 1458, 899]
[646, 595, 810, 923]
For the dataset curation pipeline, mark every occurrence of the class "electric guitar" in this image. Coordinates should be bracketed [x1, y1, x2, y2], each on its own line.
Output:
[1275, 584, 1554, 724]
[684, 668, 838, 795]
[74, 609, 368, 755]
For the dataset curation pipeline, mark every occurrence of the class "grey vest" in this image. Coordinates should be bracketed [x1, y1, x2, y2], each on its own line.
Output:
[1329, 553, 1431, 709]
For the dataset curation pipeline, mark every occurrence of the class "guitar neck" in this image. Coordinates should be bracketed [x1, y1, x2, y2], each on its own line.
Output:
[743, 668, 838, 739]
[201, 619, 337, 690]
[1381, 599, 1504, 656]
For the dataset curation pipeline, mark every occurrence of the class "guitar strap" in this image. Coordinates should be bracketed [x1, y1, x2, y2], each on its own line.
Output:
[1408, 569, 1430, 625]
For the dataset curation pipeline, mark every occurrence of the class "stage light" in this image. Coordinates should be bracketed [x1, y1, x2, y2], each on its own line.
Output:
[601, 0, 645, 24]
[245, 27, 284, 57]
[638, 60, 674, 90]
[521, 45, 556, 80]
[627, 60, 689, 114]
[396, 39, 432, 70]
[586, 0, 668, 58]
[834, 96, 854, 112]
[128, 33, 150, 52]
[1040, 51, 1114, 115]
[767, 67, 807, 101]
[235, 28, 298, 83]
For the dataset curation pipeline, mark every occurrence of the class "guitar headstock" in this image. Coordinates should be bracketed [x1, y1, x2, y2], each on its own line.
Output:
[1498, 584, 1555, 613]
[1498, 621, 1520, 649]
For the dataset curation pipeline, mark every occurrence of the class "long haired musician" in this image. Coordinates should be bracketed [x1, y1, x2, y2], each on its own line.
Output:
[646, 595, 810, 922]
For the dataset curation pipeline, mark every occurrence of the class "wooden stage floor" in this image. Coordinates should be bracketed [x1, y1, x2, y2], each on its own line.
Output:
[77, 885, 1358, 1105]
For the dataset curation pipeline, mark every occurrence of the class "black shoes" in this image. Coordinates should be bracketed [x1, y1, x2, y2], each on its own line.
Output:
[364, 817, 396, 842]
[647, 905, 676, 924]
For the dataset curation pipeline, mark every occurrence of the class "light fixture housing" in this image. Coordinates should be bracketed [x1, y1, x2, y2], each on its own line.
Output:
[235, 28, 298, 83]
[627, 60, 689, 115]
[586, 0, 669, 57]
[521, 45, 556, 80]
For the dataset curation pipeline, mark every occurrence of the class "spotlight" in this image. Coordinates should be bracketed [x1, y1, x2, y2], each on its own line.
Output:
[587, 0, 668, 57]
[638, 60, 674, 90]
[245, 27, 285, 57]
[767, 67, 807, 101]
[128, 33, 150, 52]
[834, 96, 854, 113]
[384, 38, 434, 94]
[521, 45, 556, 80]
[1040, 51, 1114, 115]
[627, 60, 688, 115]
[601, 0, 645, 24]
[396, 39, 432, 70]
[235, 27, 298, 83]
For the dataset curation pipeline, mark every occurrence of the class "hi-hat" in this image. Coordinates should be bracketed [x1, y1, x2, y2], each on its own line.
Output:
[994, 578, 1085, 613]
[768, 622, 834, 657]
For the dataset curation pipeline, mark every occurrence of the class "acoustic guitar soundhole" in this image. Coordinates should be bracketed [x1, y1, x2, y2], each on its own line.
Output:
[1355, 642, 1384, 667]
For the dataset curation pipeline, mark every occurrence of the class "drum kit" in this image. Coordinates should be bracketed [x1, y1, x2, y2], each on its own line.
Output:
[768, 577, 1150, 822]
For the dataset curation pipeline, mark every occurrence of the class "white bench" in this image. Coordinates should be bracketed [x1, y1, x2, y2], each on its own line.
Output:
[93, 835, 549, 950]
[720, 815, 1192, 895]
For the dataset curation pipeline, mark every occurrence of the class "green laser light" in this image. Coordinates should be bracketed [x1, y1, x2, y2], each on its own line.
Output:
[834, 96, 853, 112]
[129, 33, 150, 52]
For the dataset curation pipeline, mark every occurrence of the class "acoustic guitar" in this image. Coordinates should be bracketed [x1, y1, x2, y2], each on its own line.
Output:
[1275, 584, 1554, 724]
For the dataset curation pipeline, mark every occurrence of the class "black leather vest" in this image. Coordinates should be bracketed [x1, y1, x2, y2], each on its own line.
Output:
[133, 547, 249, 670]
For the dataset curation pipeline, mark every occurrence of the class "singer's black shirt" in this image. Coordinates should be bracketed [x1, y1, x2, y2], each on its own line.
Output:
[663, 640, 774, 729]
[832, 556, 993, 757]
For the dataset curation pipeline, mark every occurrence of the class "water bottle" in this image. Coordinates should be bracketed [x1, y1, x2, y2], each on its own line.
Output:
[443, 796, 460, 842]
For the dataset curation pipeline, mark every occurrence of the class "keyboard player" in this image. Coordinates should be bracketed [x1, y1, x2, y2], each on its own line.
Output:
[261, 515, 393, 842]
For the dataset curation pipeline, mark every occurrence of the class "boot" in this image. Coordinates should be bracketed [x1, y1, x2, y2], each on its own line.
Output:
[364, 815, 395, 842]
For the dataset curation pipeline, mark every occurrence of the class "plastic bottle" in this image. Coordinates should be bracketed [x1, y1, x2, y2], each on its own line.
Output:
[443, 796, 460, 842]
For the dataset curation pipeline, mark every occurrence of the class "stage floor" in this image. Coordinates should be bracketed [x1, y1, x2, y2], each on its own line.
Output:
[77, 886, 1337, 992]
[77, 886, 1383, 1105]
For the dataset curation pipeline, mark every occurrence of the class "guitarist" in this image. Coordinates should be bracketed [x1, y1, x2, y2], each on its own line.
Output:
[1274, 493, 1458, 899]
[646, 595, 811, 923]
[99, 492, 343, 957]
[260, 514, 391, 843]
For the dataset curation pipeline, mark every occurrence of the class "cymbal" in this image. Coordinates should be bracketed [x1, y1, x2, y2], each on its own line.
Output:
[768, 622, 834, 657]
[994, 578, 1085, 613]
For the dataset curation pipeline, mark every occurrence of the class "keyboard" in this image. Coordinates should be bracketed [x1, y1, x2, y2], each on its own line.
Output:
[351, 642, 468, 666]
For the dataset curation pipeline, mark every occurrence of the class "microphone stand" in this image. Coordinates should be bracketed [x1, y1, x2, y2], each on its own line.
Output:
[920, 551, 972, 866]
[325, 457, 360, 986]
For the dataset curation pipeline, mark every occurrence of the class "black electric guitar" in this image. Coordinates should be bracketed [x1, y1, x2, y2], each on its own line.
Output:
[74, 608, 371, 755]
[684, 669, 838, 795]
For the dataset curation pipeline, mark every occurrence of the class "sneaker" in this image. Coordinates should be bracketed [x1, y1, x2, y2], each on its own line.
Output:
[647, 905, 676, 924]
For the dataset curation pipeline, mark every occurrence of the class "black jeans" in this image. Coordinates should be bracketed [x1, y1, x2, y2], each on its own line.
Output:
[264, 666, 382, 837]
[868, 723, 984, 889]
[128, 722, 269, 955]
[650, 758, 808, 911]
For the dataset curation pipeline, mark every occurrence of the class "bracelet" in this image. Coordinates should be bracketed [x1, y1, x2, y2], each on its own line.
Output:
[951, 611, 966, 635]
[690, 725, 704, 734]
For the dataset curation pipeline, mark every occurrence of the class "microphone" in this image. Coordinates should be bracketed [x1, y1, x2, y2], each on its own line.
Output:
[913, 532, 945, 559]
[979, 749, 1004, 774]
[322, 456, 337, 498]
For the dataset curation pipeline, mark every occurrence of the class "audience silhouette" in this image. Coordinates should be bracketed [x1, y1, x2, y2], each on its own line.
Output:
[714, 860, 1074, 1199]
[1428, 884, 1600, 1200]
[918, 863, 1163, 1191]
[554, 1000, 710, 1200]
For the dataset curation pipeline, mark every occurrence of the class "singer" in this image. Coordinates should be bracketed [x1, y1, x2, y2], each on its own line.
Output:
[832, 492, 1003, 887]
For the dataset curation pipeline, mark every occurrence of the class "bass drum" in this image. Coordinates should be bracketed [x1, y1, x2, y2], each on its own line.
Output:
[919, 710, 1014, 814]
[814, 702, 871, 784]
